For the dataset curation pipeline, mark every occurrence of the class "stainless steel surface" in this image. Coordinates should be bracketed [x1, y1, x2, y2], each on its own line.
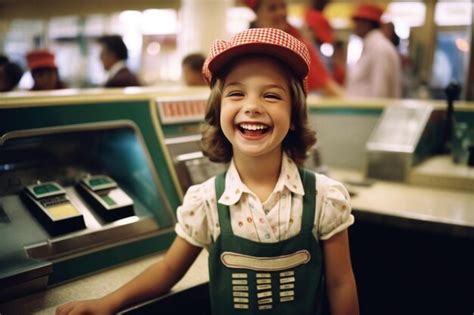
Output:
[309, 110, 380, 170]
[330, 168, 474, 238]
[365, 151, 413, 181]
[0, 186, 160, 301]
[173, 151, 227, 192]
[165, 134, 228, 192]
[164, 134, 202, 157]
[25, 215, 159, 260]
[365, 102, 433, 181]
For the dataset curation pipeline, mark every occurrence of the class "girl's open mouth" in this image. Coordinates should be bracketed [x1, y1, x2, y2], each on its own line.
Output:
[238, 123, 270, 137]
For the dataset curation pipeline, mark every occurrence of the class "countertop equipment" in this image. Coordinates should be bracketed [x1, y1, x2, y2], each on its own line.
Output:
[365, 102, 433, 181]
[0, 121, 174, 301]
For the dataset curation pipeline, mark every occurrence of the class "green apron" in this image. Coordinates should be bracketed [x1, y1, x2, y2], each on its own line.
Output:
[209, 168, 325, 314]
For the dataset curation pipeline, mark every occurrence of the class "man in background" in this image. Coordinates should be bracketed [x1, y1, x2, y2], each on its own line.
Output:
[98, 35, 141, 88]
[345, 3, 401, 98]
[181, 53, 206, 86]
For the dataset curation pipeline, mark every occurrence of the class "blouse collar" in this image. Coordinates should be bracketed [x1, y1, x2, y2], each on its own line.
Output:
[218, 152, 305, 206]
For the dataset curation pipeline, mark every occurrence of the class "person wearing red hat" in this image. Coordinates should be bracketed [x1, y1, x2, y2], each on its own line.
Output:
[26, 50, 66, 91]
[304, 7, 347, 85]
[244, 0, 344, 96]
[346, 3, 401, 98]
[305, 9, 334, 45]
[56, 28, 359, 315]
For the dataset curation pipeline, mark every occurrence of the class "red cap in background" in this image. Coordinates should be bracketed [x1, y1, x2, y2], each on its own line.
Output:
[352, 3, 384, 23]
[26, 50, 57, 70]
[305, 9, 334, 44]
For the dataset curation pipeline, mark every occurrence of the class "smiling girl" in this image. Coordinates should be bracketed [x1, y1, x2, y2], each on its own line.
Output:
[57, 27, 359, 315]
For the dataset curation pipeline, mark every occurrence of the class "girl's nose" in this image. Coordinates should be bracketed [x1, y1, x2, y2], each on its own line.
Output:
[244, 101, 262, 116]
[245, 108, 261, 115]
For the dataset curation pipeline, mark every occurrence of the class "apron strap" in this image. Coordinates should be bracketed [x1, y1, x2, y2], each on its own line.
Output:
[298, 167, 317, 233]
[215, 172, 233, 236]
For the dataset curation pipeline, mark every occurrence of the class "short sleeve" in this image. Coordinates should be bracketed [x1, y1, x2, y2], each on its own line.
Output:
[175, 184, 212, 248]
[317, 177, 354, 240]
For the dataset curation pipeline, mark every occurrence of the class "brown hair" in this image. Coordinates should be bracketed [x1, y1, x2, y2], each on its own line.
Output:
[200, 56, 316, 166]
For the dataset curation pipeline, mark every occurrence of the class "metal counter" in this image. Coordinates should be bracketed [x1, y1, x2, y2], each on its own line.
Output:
[331, 168, 474, 239]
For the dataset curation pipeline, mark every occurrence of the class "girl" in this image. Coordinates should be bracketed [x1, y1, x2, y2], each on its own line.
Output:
[56, 28, 359, 315]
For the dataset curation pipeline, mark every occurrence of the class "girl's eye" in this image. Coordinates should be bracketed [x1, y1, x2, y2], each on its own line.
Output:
[226, 91, 244, 97]
[264, 93, 281, 100]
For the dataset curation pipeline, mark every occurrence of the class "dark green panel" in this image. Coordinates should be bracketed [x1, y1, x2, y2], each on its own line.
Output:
[0, 101, 181, 213]
[161, 122, 202, 138]
[309, 107, 383, 116]
[454, 111, 474, 128]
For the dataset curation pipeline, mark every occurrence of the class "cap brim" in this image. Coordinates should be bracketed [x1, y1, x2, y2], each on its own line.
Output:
[208, 42, 308, 81]
[351, 14, 380, 23]
[29, 61, 57, 70]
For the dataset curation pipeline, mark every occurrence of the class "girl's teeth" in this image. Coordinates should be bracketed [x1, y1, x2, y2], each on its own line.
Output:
[240, 123, 267, 130]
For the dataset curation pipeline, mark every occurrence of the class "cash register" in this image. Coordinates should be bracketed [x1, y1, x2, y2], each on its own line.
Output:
[0, 120, 175, 302]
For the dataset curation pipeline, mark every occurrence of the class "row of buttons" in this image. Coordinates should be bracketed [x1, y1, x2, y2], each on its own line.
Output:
[231, 270, 296, 311]
[232, 273, 249, 309]
[40, 195, 68, 207]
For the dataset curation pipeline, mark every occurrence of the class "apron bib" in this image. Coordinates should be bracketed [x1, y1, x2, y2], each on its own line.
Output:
[209, 168, 325, 314]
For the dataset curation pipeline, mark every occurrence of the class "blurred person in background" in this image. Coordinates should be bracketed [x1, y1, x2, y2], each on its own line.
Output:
[0, 55, 24, 92]
[381, 21, 400, 48]
[27, 50, 66, 91]
[345, 4, 401, 98]
[98, 35, 141, 88]
[304, 1, 346, 86]
[0, 55, 8, 68]
[243, 0, 344, 96]
[181, 53, 206, 86]
[382, 21, 413, 97]
[331, 40, 347, 85]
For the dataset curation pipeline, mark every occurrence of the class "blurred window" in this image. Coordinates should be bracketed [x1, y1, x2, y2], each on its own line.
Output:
[430, 1, 472, 96]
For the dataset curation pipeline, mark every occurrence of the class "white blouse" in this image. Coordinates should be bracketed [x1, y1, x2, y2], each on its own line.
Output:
[175, 153, 354, 250]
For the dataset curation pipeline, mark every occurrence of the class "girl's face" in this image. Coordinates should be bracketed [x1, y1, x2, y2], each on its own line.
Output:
[220, 56, 292, 162]
[255, 0, 288, 31]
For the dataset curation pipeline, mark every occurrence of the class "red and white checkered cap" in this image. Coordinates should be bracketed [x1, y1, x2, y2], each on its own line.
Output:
[203, 28, 310, 92]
